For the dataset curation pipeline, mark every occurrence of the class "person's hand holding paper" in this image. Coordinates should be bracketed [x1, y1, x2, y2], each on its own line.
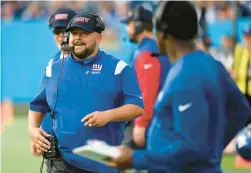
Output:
[108, 146, 134, 170]
[72, 140, 122, 166]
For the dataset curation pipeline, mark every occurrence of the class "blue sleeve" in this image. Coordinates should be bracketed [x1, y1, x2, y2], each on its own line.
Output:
[223, 68, 251, 147]
[120, 66, 144, 108]
[29, 73, 50, 113]
[133, 89, 209, 171]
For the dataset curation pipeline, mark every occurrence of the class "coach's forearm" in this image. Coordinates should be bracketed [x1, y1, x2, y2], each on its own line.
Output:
[28, 110, 46, 129]
[106, 104, 143, 122]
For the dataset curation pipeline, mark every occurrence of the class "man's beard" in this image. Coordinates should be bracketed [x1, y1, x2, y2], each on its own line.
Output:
[72, 41, 96, 60]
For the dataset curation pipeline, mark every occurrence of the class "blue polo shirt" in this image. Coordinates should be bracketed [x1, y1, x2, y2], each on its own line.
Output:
[30, 50, 144, 172]
[132, 50, 251, 173]
[40, 51, 62, 134]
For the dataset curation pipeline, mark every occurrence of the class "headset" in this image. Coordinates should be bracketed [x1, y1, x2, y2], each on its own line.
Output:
[62, 12, 105, 46]
[48, 8, 77, 29]
[48, 14, 55, 28]
[154, 1, 198, 40]
[50, 12, 105, 119]
[154, 1, 175, 38]
[133, 7, 144, 35]
[133, 6, 153, 35]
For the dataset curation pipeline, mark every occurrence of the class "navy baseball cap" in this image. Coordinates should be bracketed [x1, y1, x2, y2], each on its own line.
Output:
[121, 5, 153, 23]
[65, 13, 105, 33]
[49, 8, 76, 29]
[242, 24, 251, 35]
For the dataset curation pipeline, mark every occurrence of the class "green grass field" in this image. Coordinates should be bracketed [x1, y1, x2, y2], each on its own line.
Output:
[1, 115, 251, 173]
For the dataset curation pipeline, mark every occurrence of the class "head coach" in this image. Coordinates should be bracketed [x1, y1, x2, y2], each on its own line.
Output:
[28, 12, 144, 173]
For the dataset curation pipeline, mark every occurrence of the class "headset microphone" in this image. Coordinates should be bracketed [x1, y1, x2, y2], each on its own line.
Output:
[61, 45, 74, 51]
[51, 35, 72, 119]
[151, 52, 160, 57]
[150, 52, 167, 57]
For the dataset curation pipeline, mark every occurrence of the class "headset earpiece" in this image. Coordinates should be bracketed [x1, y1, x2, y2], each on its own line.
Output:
[132, 5, 153, 35]
[94, 14, 105, 33]
[134, 21, 144, 35]
[155, 1, 197, 40]
[48, 14, 55, 28]
[154, 1, 176, 39]
[61, 17, 75, 46]
[63, 32, 70, 45]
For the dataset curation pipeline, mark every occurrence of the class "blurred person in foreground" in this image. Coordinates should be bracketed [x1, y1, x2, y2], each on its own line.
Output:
[109, 1, 251, 172]
[28, 12, 144, 173]
[121, 5, 170, 149]
[29, 8, 76, 157]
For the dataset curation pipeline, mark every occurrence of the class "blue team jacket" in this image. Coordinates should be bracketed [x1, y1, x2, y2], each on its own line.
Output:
[133, 50, 251, 173]
[30, 50, 144, 173]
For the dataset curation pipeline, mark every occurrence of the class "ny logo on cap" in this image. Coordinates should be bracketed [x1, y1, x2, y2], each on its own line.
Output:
[54, 14, 68, 20]
[74, 17, 90, 23]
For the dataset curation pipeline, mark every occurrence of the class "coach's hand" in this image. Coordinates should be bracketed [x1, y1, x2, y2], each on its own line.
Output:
[133, 126, 146, 147]
[108, 146, 133, 170]
[28, 127, 51, 152]
[82, 111, 110, 127]
[30, 141, 42, 157]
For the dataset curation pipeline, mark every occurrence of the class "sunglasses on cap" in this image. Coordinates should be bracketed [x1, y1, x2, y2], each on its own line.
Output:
[53, 28, 66, 35]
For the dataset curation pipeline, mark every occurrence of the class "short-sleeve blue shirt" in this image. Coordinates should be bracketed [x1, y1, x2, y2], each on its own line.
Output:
[30, 50, 144, 172]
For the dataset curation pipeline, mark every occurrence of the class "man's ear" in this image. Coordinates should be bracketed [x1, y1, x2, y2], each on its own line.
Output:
[96, 33, 102, 44]
[155, 30, 164, 40]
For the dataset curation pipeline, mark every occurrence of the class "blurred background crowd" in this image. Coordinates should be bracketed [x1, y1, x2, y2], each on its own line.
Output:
[1, 1, 251, 62]
[2, 1, 251, 21]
